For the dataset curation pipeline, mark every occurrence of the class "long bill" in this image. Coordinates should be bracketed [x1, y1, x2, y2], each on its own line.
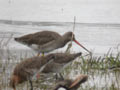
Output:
[74, 40, 91, 53]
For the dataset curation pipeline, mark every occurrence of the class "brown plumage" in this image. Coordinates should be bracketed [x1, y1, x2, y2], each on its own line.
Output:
[10, 54, 55, 90]
[10, 52, 82, 90]
[41, 52, 82, 74]
[54, 74, 88, 90]
[15, 31, 61, 45]
[14, 31, 90, 56]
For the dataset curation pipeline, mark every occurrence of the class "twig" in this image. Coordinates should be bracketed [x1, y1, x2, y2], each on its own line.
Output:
[71, 16, 76, 41]
[65, 16, 76, 53]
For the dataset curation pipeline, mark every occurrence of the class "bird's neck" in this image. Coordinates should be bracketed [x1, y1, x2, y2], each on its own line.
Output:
[62, 35, 71, 45]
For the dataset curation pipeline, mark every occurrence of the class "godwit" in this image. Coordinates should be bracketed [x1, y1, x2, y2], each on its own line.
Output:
[14, 31, 90, 56]
[10, 52, 82, 90]
[9, 54, 55, 90]
[41, 52, 82, 78]
[53, 74, 88, 90]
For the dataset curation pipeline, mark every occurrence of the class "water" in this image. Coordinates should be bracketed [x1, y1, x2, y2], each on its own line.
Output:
[0, 21, 120, 90]
[0, 21, 120, 55]
[1, 0, 120, 23]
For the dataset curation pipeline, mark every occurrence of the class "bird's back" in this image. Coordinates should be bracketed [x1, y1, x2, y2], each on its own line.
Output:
[53, 52, 81, 63]
[17, 31, 62, 45]
[41, 52, 82, 73]
[13, 57, 41, 78]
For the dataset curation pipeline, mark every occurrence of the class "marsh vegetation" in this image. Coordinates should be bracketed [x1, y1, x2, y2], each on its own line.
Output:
[0, 36, 120, 90]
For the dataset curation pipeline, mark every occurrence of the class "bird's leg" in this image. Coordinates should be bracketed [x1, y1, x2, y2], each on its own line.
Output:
[55, 73, 64, 80]
[55, 73, 58, 80]
[35, 52, 41, 78]
[36, 73, 40, 79]
[37, 53, 40, 56]
[28, 77, 33, 90]
[34, 69, 40, 80]
[42, 52, 44, 57]
[59, 73, 64, 80]
[37, 52, 44, 57]
[35, 73, 40, 83]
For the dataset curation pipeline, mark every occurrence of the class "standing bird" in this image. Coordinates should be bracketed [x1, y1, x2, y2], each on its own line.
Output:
[53, 74, 88, 90]
[10, 52, 82, 90]
[14, 31, 90, 56]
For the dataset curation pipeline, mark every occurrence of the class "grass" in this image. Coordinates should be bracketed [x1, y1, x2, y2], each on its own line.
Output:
[62, 46, 120, 90]
[0, 37, 120, 90]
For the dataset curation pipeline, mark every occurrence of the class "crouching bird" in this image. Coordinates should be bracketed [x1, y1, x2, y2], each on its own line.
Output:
[9, 52, 82, 90]
[9, 54, 55, 90]
[41, 52, 82, 79]
[53, 74, 88, 90]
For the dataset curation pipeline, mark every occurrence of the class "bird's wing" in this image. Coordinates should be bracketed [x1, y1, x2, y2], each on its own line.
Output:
[53, 53, 73, 63]
[23, 68, 38, 76]
[32, 58, 54, 79]
[28, 31, 62, 45]
[37, 58, 54, 73]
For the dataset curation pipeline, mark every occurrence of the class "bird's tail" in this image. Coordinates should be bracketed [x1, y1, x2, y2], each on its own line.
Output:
[9, 75, 19, 90]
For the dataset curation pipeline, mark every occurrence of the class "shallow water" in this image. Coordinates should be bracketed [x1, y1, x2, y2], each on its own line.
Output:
[0, 22, 120, 55]
[0, 22, 120, 90]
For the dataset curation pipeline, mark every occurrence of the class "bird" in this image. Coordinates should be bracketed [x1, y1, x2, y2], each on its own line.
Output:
[9, 52, 82, 90]
[53, 74, 88, 90]
[14, 31, 90, 56]
[41, 52, 82, 79]
[9, 54, 55, 90]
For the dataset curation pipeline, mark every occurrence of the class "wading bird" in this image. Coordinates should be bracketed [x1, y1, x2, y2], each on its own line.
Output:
[10, 52, 82, 90]
[9, 54, 55, 90]
[14, 31, 90, 56]
[41, 52, 82, 79]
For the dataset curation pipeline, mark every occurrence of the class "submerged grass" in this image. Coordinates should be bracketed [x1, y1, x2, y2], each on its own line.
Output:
[0, 37, 120, 90]
[62, 45, 120, 90]
[80, 50, 120, 71]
